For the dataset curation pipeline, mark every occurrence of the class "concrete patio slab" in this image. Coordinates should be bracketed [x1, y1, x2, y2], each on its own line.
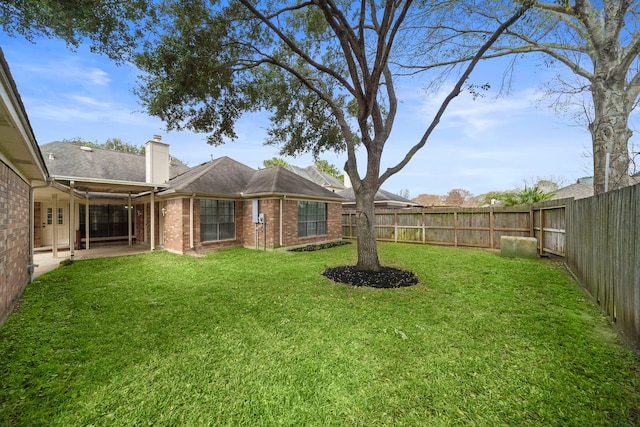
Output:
[33, 244, 150, 279]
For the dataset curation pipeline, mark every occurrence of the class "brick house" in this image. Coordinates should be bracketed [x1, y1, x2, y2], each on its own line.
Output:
[0, 49, 49, 323]
[35, 139, 344, 255]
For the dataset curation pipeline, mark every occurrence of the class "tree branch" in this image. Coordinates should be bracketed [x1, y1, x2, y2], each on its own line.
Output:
[379, 3, 530, 184]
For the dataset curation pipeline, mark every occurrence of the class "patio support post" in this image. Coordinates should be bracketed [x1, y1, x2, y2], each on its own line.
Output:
[52, 193, 58, 258]
[85, 191, 90, 250]
[150, 189, 155, 251]
[70, 181, 75, 261]
[128, 192, 132, 246]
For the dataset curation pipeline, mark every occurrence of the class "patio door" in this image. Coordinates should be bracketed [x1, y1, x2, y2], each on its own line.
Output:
[42, 204, 69, 246]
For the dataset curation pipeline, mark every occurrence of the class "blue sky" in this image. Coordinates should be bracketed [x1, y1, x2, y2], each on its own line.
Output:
[1, 32, 602, 197]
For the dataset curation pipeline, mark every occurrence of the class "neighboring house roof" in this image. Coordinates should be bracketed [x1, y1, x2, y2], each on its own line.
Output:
[551, 182, 594, 200]
[0, 47, 48, 182]
[338, 187, 420, 207]
[552, 174, 640, 200]
[287, 165, 346, 191]
[41, 141, 188, 182]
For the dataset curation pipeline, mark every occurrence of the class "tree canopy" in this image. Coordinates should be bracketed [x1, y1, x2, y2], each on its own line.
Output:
[132, 1, 530, 271]
[0, 0, 152, 61]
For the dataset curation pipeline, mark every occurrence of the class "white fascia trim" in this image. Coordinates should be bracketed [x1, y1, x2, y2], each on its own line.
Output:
[51, 175, 169, 189]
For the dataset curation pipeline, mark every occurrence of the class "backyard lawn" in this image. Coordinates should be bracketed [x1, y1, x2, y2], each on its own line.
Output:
[1, 243, 638, 426]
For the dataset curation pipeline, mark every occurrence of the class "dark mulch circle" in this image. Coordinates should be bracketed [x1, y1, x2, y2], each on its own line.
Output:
[322, 266, 420, 289]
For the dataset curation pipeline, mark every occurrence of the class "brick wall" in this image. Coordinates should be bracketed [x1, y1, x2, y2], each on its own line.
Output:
[243, 198, 342, 249]
[162, 198, 189, 253]
[134, 203, 145, 243]
[0, 160, 31, 324]
[138, 196, 341, 253]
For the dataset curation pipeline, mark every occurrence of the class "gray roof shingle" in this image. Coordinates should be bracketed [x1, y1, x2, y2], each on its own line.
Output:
[287, 165, 345, 190]
[41, 142, 343, 201]
[244, 167, 344, 200]
[162, 156, 255, 197]
[337, 187, 419, 206]
[41, 141, 188, 182]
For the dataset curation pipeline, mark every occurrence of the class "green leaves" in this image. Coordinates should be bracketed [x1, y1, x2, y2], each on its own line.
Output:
[0, 0, 152, 62]
[500, 186, 554, 206]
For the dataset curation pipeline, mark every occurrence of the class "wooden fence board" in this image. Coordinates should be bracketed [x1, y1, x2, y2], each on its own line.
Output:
[343, 207, 534, 249]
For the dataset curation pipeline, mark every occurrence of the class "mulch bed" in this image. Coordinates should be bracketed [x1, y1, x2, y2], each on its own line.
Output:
[322, 266, 420, 289]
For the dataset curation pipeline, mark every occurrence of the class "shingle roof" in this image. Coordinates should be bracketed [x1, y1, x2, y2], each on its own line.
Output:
[551, 183, 594, 200]
[338, 187, 419, 206]
[40, 142, 344, 201]
[40, 141, 188, 182]
[244, 167, 344, 200]
[287, 165, 345, 190]
[161, 157, 255, 197]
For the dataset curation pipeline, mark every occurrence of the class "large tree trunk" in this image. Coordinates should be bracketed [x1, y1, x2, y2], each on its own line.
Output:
[354, 184, 381, 272]
[590, 72, 632, 194]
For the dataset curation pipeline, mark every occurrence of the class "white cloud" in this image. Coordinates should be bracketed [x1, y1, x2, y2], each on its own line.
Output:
[22, 60, 112, 87]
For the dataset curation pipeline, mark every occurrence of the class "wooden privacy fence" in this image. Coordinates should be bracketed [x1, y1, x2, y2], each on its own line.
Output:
[532, 199, 568, 257]
[565, 184, 640, 353]
[343, 206, 537, 250]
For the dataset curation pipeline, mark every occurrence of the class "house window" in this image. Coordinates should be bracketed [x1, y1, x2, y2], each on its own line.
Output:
[79, 204, 133, 238]
[298, 201, 327, 237]
[200, 200, 235, 241]
[47, 207, 63, 225]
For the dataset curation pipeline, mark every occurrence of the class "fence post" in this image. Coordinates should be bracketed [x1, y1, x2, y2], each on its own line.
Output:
[539, 208, 545, 255]
[454, 211, 458, 247]
[489, 209, 494, 249]
[394, 212, 398, 243]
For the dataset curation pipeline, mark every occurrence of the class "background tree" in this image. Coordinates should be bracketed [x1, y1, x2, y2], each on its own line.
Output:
[500, 186, 553, 206]
[443, 188, 474, 206]
[262, 157, 290, 169]
[412, 193, 444, 207]
[397, 189, 411, 200]
[133, 1, 530, 272]
[314, 159, 343, 181]
[420, 1, 640, 194]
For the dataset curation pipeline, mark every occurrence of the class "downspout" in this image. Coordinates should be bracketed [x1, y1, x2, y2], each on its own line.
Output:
[28, 179, 53, 283]
[190, 194, 195, 250]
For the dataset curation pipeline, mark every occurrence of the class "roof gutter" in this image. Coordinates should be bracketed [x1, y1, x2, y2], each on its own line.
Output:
[243, 192, 344, 202]
[50, 175, 169, 189]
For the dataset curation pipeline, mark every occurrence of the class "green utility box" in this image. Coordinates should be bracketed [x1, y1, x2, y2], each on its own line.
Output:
[500, 236, 538, 259]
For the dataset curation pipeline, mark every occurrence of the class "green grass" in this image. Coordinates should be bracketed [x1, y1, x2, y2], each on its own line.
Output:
[1, 243, 638, 426]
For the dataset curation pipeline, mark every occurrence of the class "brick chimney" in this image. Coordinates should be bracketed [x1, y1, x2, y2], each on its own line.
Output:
[145, 135, 170, 184]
